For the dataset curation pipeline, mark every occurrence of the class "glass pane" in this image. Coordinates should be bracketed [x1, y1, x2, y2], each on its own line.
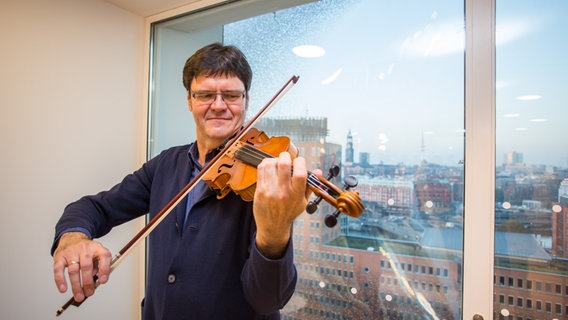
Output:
[495, 1, 568, 319]
[148, 25, 222, 158]
[150, 0, 465, 319]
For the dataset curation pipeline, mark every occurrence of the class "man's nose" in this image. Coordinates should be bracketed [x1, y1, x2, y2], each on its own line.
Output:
[210, 94, 228, 108]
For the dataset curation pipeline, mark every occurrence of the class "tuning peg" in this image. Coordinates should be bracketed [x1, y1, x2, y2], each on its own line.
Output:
[306, 199, 319, 214]
[325, 210, 341, 228]
[305, 165, 341, 214]
[343, 175, 358, 189]
[328, 165, 340, 178]
[322, 176, 358, 226]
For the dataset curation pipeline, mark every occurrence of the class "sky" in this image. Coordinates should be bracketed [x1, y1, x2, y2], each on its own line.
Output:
[494, 0, 568, 168]
[224, 0, 567, 168]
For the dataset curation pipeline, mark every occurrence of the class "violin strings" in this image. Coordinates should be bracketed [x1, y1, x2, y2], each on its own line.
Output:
[239, 146, 330, 194]
[239, 147, 331, 196]
[235, 145, 332, 195]
[235, 144, 268, 166]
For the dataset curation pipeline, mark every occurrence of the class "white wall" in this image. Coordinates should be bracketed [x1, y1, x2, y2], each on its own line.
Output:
[0, 0, 145, 319]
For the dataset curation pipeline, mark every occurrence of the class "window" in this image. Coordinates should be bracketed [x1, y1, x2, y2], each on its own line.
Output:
[150, 0, 465, 318]
[495, 0, 568, 317]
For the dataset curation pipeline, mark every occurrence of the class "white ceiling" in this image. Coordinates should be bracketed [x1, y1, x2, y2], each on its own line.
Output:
[104, 0, 200, 17]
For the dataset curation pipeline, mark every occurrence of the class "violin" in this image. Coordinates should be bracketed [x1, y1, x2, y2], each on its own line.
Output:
[55, 75, 364, 316]
[203, 127, 364, 226]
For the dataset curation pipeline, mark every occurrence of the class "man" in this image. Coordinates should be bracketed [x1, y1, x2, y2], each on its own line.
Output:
[52, 43, 318, 319]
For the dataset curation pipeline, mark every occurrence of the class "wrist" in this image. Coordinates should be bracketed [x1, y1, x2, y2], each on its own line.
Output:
[55, 231, 90, 254]
[60, 231, 90, 241]
[255, 231, 290, 259]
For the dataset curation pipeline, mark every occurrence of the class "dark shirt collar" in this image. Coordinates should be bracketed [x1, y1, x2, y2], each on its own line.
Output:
[187, 128, 240, 171]
[187, 142, 222, 171]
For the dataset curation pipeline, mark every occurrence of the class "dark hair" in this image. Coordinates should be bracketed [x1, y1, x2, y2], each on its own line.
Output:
[182, 43, 252, 93]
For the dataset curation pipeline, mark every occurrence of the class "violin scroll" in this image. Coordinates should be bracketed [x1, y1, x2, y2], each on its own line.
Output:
[325, 187, 363, 227]
[306, 166, 364, 228]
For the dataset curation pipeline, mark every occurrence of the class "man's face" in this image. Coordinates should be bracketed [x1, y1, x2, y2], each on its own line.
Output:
[187, 75, 248, 148]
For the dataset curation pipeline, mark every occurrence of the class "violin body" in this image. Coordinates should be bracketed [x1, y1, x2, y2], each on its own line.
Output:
[203, 128, 298, 201]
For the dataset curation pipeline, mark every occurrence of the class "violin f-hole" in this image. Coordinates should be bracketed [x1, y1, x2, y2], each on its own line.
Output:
[217, 162, 234, 173]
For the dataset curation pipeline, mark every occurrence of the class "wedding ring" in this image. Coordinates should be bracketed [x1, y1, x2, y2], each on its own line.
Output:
[69, 260, 79, 266]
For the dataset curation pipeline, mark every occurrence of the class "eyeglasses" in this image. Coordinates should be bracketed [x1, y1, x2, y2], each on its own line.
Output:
[190, 90, 246, 105]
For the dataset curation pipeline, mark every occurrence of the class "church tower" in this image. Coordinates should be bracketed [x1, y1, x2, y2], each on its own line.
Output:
[345, 129, 354, 163]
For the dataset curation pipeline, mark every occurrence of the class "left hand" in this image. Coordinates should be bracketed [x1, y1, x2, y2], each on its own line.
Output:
[253, 152, 320, 258]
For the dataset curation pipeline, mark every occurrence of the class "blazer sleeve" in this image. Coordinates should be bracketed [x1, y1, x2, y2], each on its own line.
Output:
[51, 150, 162, 254]
[240, 231, 297, 315]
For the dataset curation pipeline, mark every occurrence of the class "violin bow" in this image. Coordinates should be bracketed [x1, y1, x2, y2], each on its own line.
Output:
[55, 75, 299, 316]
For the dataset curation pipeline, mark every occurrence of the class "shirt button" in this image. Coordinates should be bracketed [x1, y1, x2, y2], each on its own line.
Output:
[167, 274, 176, 284]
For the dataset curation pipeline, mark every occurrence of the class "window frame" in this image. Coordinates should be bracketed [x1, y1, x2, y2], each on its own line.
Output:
[142, 0, 497, 318]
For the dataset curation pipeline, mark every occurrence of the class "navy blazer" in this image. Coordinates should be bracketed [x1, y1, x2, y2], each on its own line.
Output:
[53, 143, 297, 319]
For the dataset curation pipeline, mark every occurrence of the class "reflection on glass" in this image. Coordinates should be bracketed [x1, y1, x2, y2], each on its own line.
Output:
[150, 0, 465, 319]
[495, 1, 568, 319]
[224, 1, 465, 319]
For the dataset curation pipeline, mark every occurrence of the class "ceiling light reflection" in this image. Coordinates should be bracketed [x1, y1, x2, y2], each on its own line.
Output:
[292, 45, 325, 58]
[516, 95, 542, 101]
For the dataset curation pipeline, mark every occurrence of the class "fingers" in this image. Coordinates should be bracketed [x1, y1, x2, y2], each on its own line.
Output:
[53, 258, 69, 293]
[79, 254, 97, 298]
[257, 152, 307, 198]
[96, 248, 112, 285]
[53, 238, 112, 302]
[255, 152, 309, 213]
[67, 259, 85, 301]
[290, 156, 308, 196]
[276, 152, 293, 186]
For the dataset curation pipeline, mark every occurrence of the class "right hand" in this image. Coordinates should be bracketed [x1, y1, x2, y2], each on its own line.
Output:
[52, 232, 112, 302]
